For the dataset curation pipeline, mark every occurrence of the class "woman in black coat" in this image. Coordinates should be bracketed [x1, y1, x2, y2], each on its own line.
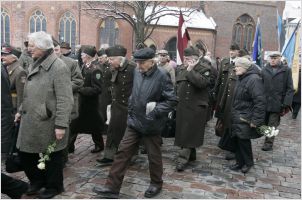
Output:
[230, 57, 266, 173]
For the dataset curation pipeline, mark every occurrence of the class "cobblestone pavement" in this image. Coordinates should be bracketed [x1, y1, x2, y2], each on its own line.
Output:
[2, 113, 301, 199]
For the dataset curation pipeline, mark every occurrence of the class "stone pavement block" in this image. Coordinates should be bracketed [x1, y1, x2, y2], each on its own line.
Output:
[280, 181, 301, 189]
[162, 183, 183, 192]
[190, 182, 216, 192]
[274, 185, 301, 194]
[279, 192, 301, 199]
[285, 177, 301, 183]
[79, 169, 99, 179]
[182, 191, 206, 199]
[238, 191, 264, 199]
[215, 187, 238, 196]
[254, 187, 279, 196]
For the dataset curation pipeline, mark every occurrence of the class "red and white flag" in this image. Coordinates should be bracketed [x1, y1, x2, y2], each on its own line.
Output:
[176, 11, 190, 65]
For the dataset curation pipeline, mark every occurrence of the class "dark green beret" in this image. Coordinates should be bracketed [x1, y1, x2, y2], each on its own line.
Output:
[81, 45, 97, 57]
[105, 45, 127, 57]
[184, 46, 199, 57]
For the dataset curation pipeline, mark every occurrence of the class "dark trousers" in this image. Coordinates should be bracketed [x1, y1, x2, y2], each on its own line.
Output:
[105, 127, 163, 192]
[292, 102, 301, 117]
[264, 112, 280, 146]
[19, 150, 64, 192]
[234, 136, 254, 166]
[1, 173, 28, 199]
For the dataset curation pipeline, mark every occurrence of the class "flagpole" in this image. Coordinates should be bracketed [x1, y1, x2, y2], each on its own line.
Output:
[281, 20, 301, 54]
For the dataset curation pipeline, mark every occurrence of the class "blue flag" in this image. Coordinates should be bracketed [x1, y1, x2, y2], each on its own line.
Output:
[277, 10, 283, 51]
[252, 17, 262, 67]
[281, 20, 300, 68]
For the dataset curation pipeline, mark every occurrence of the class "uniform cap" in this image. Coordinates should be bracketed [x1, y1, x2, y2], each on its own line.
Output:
[97, 48, 106, 56]
[60, 42, 71, 49]
[1, 44, 22, 58]
[269, 51, 281, 57]
[81, 45, 97, 57]
[184, 46, 199, 57]
[230, 43, 240, 50]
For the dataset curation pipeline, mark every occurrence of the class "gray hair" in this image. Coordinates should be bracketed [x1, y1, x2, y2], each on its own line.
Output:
[28, 31, 54, 50]
[235, 57, 252, 69]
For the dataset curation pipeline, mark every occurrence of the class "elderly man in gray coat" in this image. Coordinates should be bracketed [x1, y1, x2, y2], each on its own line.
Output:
[15, 31, 73, 199]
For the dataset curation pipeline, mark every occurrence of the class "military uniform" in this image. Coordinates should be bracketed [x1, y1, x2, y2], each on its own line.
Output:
[19, 50, 33, 72]
[174, 47, 212, 170]
[103, 59, 135, 160]
[97, 61, 112, 127]
[7, 60, 27, 113]
[69, 59, 104, 152]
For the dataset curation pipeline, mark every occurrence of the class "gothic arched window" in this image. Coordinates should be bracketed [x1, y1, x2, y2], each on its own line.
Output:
[1, 8, 10, 44]
[99, 17, 119, 47]
[232, 14, 255, 51]
[164, 37, 177, 60]
[29, 10, 47, 33]
[59, 11, 76, 50]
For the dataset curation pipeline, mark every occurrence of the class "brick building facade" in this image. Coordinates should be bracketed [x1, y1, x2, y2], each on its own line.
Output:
[2, 1, 284, 58]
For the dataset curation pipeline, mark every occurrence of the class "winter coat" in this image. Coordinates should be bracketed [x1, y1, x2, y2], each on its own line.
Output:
[16, 52, 73, 153]
[174, 59, 212, 148]
[60, 55, 84, 120]
[261, 63, 294, 112]
[6, 60, 27, 112]
[127, 64, 177, 135]
[71, 61, 103, 134]
[1, 65, 14, 153]
[19, 50, 33, 72]
[292, 69, 301, 103]
[158, 62, 176, 86]
[231, 65, 266, 139]
[107, 59, 135, 145]
[214, 57, 237, 129]
[97, 61, 112, 121]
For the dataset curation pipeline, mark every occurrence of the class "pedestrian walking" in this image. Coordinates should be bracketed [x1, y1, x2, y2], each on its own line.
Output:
[15, 31, 73, 198]
[69, 45, 104, 153]
[53, 39, 84, 165]
[97, 45, 135, 164]
[92, 47, 177, 198]
[261, 51, 294, 151]
[214, 43, 240, 160]
[229, 57, 266, 173]
[96, 48, 112, 133]
[1, 44, 27, 113]
[174, 46, 212, 171]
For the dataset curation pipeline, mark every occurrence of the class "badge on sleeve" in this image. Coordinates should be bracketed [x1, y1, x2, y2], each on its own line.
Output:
[204, 71, 210, 76]
[96, 73, 101, 80]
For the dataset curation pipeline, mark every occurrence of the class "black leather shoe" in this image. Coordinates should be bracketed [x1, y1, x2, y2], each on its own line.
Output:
[26, 184, 44, 195]
[96, 158, 113, 164]
[241, 165, 253, 173]
[189, 149, 196, 161]
[92, 186, 119, 198]
[225, 152, 235, 160]
[261, 144, 273, 151]
[176, 163, 185, 172]
[229, 163, 243, 171]
[144, 185, 162, 198]
[38, 188, 63, 199]
[91, 146, 104, 153]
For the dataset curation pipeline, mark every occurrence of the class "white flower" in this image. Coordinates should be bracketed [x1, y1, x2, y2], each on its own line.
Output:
[274, 129, 279, 136]
[37, 162, 46, 170]
[264, 130, 269, 134]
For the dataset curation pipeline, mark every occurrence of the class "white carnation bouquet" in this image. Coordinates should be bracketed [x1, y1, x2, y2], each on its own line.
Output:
[37, 140, 57, 170]
[240, 117, 279, 138]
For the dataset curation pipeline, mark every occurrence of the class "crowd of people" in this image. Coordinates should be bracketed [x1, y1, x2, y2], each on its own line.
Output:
[1, 31, 300, 199]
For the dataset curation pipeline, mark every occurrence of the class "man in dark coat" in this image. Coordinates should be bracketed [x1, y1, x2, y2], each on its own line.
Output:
[60, 42, 74, 58]
[69, 45, 104, 153]
[174, 46, 212, 172]
[96, 48, 112, 133]
[261, 51, 294, 151]
[1, 63, 14, 157]
[1, 44, 27, 113]
[93, 47, 177, 199]
[230, 57, 266, 173]
[292, 67, 301, 119]
[213, 43, 240, 160]
[96, 45, 135, 164]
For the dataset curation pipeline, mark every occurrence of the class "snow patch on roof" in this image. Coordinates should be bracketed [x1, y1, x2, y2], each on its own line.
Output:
[145, 6, 216, 30]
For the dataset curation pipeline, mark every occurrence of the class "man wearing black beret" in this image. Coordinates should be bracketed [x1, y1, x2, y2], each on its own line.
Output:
[93, 47, 177, 198]
[213, 43, 240, 161]
[69, 45, 105, 154]
[60, 42, 73, 58]
[1, 44, 27, 114]
[174, 46, 212, 172]
[96, 45, 136, 164]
